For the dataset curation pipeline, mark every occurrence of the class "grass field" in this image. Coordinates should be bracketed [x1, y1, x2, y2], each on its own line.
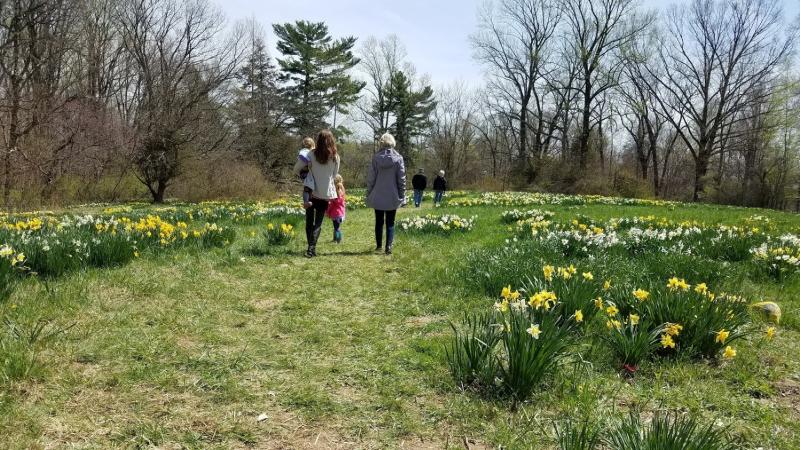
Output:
[1, 193, 799, 449]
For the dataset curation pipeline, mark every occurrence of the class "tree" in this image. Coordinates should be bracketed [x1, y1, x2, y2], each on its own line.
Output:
[357, 35, 409, 141]
[118, 0, 243, 203]
[0, 0, 76, 206]
[562, 0, 652, 172]
[272, 21, 364, 136]
[472, 0, 562, 181]
[230, 21, 290, 180]
[430, 83, 476, 181]
[385, 71, 436, 163]
[649, 0, 793, 201]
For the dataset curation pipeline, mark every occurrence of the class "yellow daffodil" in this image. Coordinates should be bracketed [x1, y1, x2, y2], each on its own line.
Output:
[665, 323, 683, 336]
[501, 286, 512, 300]
[633, 289, 650, 302]
[661, 334, 676, 349]
[606, 319, 622, 330]
[694, 283, 708, 294]
[629, 314, 640, 326]
[603, 280, 612, 291]
[605, 305, 619, 317]
[722, 346, 736, 359]
[766, 327, 776, 340]
[715, 329, 730, 344]
[594, 297, 604, 309]
[582, 272, 594, 281]
[574, 310, 584, 322]
[667, 277, 690, 291]
[543, 265, 554, 281]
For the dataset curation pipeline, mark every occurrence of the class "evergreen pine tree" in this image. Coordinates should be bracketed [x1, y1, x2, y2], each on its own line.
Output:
[385, 71, 436, 163]
[273, 21, 365, 136]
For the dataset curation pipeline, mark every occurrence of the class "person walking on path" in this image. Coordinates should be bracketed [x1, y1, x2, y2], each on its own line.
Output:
[294, 130, 340, 258]
[366, 133, 406, 255]
[411, 169, 427, 207]
[326, 175, 347, 243]
[433, 170, 447, 207]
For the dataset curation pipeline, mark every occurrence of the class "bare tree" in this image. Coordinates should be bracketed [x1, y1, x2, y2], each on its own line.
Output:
[117, 0, 243, 203]
[649, 0, 793, 201]
[472, 0, 562, 181]
[561, 0, 652, 172]
[357, 35, 410, 142]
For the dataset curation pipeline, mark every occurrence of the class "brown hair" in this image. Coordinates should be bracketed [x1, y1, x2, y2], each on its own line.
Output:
[314, 130, 337, 164]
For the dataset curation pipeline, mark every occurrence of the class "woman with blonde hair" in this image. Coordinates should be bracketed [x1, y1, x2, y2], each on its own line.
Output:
[294, 130, 340, 257]
[366, 133, 406, 254]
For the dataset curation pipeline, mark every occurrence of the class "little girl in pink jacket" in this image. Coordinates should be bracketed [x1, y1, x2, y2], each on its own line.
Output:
[326, 175, 346, 243]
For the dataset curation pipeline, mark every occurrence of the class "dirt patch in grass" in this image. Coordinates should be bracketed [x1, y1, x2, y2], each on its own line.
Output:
[775, 379, 800, 417]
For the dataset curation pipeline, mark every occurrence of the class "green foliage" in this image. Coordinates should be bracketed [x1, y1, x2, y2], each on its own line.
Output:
[273, 21, 365, 135]
[446, 311, 500, 390]
[607, 410, 736, 450]
[555, 418, 604, 450]
[385, 70, 436, 162]
[497, 308, 574, 404]
[601, 319, 662, 370]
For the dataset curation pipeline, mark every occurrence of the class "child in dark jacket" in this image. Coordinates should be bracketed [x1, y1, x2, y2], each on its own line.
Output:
[433, 170, 447, 206]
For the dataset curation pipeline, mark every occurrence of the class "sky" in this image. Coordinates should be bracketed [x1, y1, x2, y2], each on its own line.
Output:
[218, 0, 800, 87]
[218, 0, 485, 87]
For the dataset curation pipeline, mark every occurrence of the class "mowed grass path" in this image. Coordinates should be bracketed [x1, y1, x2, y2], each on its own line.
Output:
[2, 200, 800, 448]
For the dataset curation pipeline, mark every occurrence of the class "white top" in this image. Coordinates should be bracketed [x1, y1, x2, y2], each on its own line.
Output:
[295, 151, 340, 200]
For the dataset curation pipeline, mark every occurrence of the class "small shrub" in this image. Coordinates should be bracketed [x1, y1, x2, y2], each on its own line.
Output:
[446, 311, 500, 391]
[263, 223, 297, 246]
[555, 418, 603, 450]
[607, 410, 736, 450]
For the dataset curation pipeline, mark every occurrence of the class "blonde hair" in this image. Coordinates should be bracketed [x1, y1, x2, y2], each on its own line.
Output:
[302, 137, 315, 149]
[334, 174, 345, 195]
[379, 133, 396, 149]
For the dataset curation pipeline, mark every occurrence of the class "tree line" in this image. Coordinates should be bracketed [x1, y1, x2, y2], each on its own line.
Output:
[1, 0, 798, 209]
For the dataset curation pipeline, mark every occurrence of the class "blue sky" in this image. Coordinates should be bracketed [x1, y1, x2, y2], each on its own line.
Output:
[219, 0, 798, 87]
[220, 0, 484, 86]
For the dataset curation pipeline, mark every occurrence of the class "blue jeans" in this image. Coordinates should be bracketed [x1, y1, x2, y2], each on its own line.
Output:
[413, 189, 424, 207]
[434, 191, 444, 204]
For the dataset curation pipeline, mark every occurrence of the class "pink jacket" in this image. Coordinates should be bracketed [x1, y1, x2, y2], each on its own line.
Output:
[326, 189, 346, 219]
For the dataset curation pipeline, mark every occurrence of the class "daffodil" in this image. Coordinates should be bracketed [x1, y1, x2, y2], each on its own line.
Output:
[582, 272, 594, 281]
[501, 286, 512, 300]
[694, 283, 708, 294]
[633, 289, 650, 302]
[629, 314, 640, 326]
[527, 324, 542, 339]
[667, 277, 690, 291]
[606, 319, 622, 330]
[665, 323, 683, 336]
[661, 334, 676, 349]
[603, 280, 612, 291]
[574, 310, 584, 322]
[594, 297, 604, 309]
[722, 346, 736, 359]
[715, 329, 730, 344]
[543, 265, 554, 281]
[605, 305, 619, 317]
[766, 327, 776, 340]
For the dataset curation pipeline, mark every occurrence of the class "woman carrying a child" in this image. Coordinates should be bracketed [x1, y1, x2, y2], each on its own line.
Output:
[294, 130, 340, 258]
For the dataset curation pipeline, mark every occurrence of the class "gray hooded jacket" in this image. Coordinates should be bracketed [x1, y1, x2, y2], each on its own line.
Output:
[366, 147, 406, 211]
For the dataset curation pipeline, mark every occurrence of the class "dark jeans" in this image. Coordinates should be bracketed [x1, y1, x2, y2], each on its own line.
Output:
[434, 190, 444, 204]
[374, 209, 397, 248]
[305, 198, 329, 248]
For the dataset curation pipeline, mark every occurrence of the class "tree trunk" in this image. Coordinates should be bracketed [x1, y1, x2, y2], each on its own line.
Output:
[578, 83, 592, 170]
[693, 152, 710, 202]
